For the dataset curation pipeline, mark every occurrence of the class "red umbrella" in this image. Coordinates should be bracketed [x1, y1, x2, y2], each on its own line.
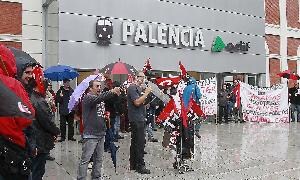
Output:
[100, 59, 137, 75]
[277, 70, 300, 80]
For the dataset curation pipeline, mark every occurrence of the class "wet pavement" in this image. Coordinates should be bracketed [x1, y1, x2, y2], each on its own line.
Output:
[44, 122, 300, 180]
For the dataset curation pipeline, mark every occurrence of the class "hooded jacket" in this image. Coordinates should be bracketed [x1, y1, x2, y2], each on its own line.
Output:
[0, 45, 35, 148]
[30, 91, 60, 153]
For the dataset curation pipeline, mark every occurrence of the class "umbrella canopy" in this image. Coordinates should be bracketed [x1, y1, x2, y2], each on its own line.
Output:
[0, 79, 34, 119]
[8, 47, 42, 78]
[44, 65, 79, 81]
[68, 74, 103, 112]
[8, 47, 40, 67]
[100, 60, 137, 75]
[277, 70, 300, 80]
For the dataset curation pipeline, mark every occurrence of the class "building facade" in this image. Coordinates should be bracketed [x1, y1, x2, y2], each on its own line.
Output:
[265, 0, 300, 86]
[1, 0, 271, 86]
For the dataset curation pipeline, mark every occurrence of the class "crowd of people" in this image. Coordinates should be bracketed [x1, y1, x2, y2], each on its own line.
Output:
[217, 79, 244, 124]
[1, 43, 275, 179]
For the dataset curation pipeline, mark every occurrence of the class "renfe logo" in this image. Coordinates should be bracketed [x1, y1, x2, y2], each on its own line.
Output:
[122, 21, 205, 48]
[211, 36, 250, 53]
[96, 18, 113, 46]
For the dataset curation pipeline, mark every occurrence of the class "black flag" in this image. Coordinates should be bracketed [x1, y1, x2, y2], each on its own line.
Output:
[0, 80, 33, 119]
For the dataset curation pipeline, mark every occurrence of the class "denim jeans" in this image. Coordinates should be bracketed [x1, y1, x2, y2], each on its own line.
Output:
[32, 153, 48, 180]
[77, 137, 105, 180]
[146, 123, 153, 139]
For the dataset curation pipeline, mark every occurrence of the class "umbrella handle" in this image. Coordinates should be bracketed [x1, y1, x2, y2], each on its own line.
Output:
[0, 55, 9, 76]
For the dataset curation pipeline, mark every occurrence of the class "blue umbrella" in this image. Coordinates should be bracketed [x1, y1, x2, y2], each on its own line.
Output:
[44, 65, 79, 81]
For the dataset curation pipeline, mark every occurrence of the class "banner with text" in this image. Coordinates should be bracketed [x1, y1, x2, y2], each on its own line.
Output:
[240, 83, 289, 123]
[197, 77, 218, 116]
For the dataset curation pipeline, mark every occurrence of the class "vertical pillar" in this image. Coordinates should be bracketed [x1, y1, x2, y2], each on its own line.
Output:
[279, 0, 288, 83]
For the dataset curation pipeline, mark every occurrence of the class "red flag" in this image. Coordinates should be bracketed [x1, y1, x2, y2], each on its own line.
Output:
[142, 58, 152, 73]
[191, 99, 206, 118]
[157, 98, 176, 123]
[180, 96, 189, 127]
[232, 83, 240, 108]
[32, 66, 45, 95]
[179, 61, 187, 79]
[156, 76, 181, 87]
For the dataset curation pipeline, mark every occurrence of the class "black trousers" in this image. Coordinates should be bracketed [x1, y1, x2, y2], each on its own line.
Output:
[218, 106, 228, 123]
[60, 114, 74, 140]
[129, 121, 146, 169]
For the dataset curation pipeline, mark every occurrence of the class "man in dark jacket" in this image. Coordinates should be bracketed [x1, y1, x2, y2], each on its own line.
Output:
[289, 83, 300, 122]
[56, 79, 75, 141]
[77, 80, 120, 180]
[218, 83, 229, 123]
[30, 69, 60, 180]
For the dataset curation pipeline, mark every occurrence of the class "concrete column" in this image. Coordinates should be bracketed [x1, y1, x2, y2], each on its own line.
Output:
[279, 0, 288, 83]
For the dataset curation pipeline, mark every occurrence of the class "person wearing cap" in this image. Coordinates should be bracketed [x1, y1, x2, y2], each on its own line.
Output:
[56, 79, 76, 142]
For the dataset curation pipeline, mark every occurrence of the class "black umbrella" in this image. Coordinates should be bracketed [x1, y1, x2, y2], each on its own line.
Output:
[0, 80, 34, 119]
[100, 59, 137, 75]
[8, 47, 40, 66]
[8, 47, 41, 77]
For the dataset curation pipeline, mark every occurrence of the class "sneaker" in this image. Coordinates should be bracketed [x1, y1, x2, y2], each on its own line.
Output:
[148, 138, 158, 142]
[117, 135, 124, 139]
[46, 155, 55, 161]
[136, 167, 150, 174]
[58, 139, 65, 142]
[88, 162, 93, 169]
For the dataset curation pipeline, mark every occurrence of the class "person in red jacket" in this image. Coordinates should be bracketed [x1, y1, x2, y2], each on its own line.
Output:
[0, 44, 35, 180]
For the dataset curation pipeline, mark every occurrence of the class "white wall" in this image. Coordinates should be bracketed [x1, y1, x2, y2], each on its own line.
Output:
[22, 0, 43, 65]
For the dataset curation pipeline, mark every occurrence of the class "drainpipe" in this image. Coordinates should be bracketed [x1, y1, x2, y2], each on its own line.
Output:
[42, 0, 56, 68]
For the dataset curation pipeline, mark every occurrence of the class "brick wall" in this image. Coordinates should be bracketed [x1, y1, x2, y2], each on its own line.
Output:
[265, 0, 280, 25]
[0, 1, 22, 35]
[287, 38, 300, 56]
[269, 58, 281, 85]
[287, 0, 300, 29]
[0, 42, 21, 49]
[266, 35, 280, 54]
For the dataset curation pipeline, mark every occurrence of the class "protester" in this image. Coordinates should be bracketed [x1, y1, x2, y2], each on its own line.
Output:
[128, 71, 152, 174]
[289, 82, 300, 122]
[30, 66, 60, 180]
[77, 80, 120, 180]
[45, 80, 57, 161]
[232, 80, 244, 123]
[218, 83, 229, 123]
[0, 44, 35, 180]
[56, 79, 76, 142]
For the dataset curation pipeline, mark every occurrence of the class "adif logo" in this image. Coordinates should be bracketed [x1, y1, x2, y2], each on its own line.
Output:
[96, 18, 113, 46]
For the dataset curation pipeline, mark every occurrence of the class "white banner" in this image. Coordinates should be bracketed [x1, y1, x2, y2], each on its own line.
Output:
[197, 77, 218, 116]
[240, 83, 289, 123]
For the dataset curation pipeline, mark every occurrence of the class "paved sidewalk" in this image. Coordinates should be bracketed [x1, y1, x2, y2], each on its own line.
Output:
[44, 122, 300, 180]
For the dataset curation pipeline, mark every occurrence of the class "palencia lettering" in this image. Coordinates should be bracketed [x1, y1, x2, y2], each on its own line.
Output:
[122, 22, 205, 48]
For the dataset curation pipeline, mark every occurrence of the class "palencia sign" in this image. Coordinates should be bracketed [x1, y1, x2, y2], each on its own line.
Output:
[211, 36, 250, 52]
[122, 21, 205, 48]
